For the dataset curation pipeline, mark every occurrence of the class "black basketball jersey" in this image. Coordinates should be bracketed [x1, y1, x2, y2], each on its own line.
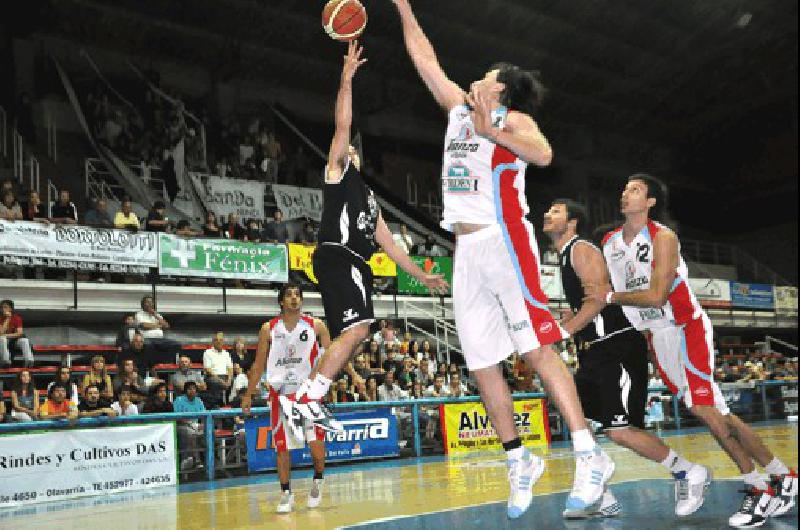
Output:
[318, 159, 381, 261]
[559, 236, 633, 345]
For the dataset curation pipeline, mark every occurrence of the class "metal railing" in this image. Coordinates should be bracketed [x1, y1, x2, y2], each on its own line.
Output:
[12, 129, 24, 181]
[46, 179, 58, 218]
[765, 336, 798, 357]
[402, 300, 461, 366]
[85, 157, 168, 203]
[28, 155, 40, 194]
[46, 111, 58, 163]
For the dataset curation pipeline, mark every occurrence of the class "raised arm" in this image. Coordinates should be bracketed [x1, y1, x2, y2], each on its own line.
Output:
[327, 40, 367, 184]
[562, 242, 611, 336]
[393, 0, 465, 111]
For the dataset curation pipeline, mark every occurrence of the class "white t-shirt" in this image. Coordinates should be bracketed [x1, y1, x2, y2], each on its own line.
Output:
[229, 373, 249, 401]
[424, 385, 450, 398]
[135, 311, 164, 339]
[111, 402, 139, 416]
[204, 348, 233, 376]
[377, 384, 408, 402]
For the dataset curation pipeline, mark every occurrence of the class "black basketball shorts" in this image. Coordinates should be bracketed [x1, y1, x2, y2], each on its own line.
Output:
[313, 244, 375, 338]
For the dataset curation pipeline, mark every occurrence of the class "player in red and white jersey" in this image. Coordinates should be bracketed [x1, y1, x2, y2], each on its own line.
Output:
[242, 283, 332, 514]
[392, 0, 614, 519]
[588, 174, 797, 528]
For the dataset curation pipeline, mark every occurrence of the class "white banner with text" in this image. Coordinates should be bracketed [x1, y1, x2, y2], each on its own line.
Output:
[191, 172, 266, 220]
[272, 184, 324, 221]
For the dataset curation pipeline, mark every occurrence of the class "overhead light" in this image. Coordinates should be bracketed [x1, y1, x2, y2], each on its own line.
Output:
[736, 12, 752, 28]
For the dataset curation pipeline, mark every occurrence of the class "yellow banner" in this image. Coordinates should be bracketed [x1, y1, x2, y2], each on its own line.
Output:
[288, 244, 396, 284]
[442, 399, 550, 454]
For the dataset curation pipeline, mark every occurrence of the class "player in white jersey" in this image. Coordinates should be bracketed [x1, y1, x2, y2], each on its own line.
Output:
[587, 174, 797, 528]
[392, 0, 614, 519]
[242, 284, 333, 514]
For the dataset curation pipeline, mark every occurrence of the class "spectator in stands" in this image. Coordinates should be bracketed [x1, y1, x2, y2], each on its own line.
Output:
[446, 363, 460, 384]
[203, 211, 222, 237]
[449, 372, 468, 397]
[262, 209, 289, 244]
[142, 382, 174, 414]
[396, 357, 417, 391]
[409, 340, 421, 362]
[0, 299, 34, 367]
[175, 220, 200, 237]
[48, 366, 80, 407]
[382, 343, 403, 374]
[0, 191, 22, 221]
[10, 370, 38, 421]
[50, 189, 78, 225]
[228, 363, 249, 406]
[425, 375, 450, 398]
[39, 382, 79, 420]
[112, 358, 150, 403]
[335, 378, 356, 403]
[410, 381, 425, 400]
[135, 295, 183, 363]
[202, 331, 233, 407]
[145, 201, 169, 232]
[354, 379, 369, 402]
[378, 371, 408, 401]
[414, 234, 446, 257]
[392, 224, 414, 254]
[353, 354, 372, 382]
[111, 385, 139, 416]
[0, 381, 5, 421]
[78, 384, 116, 418]
[114, 198, 140, 231]
[173, 381, 205, 471]
[297, 219, 317, 245]
[421, 340, 436, 363]
[121, 332, 158, 376]
[400, 331, 413, 355]
[171, 355, 207, 396]
[231, 337, 254, 373]
[244, 219, 262, 243]
[365, 377, 379, 402]
[223, 213, 246, 240]
[22, 190, 47, 222]
[115, 314, 138, 350]
[435, 362, 448, 381]
[415, 358, 434, 388]
[81, 355, 114, 400]
[366, 339, 381, 369]
[84, 198, 114, 228]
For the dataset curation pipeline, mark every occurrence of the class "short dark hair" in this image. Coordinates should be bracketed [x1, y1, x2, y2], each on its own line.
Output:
[151, 382, 168, 396]
[183, 381, 198, 393]
[49, 382, 67, 399]
[153, 200, 165, 210]
[140, 295, 153, 309]
[551, 198, 590, 238]
[117, 384, 134, 399]
[628, 173, 669, 223]
[84, 384, 100, 395]
[278, 282, 303, 308]
[490, 62, 546, 117]
[0, 299, 14, 310]
[176, 219, 190, 230]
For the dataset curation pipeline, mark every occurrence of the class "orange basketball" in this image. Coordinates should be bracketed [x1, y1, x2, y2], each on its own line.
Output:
[322, 0, 367, 42]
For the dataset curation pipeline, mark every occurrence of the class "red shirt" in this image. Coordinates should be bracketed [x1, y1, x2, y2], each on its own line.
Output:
[0, 314, 23, 334]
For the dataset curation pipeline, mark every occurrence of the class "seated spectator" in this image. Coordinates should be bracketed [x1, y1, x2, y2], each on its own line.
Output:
[228, 362, 249, 407]
[115, 313, 138, 350]
[261, 209, 289, 243]
[410, 381, 425, 399]
[0, 299, 34, 367]
[414, 234, 446, 257]
[175, 220, 200, 237]
[400, 332, 413, 356]
[383, 342, 405, 374]
[84, 198, 114, 228]
[395, 357, 417, 391]
[392, 224, 414, 254]
[353, 354, 372, 382]
[141, 382, 174, 414]
[114, 198, 140, 231]
[446, 363, 461, 384]
[335, 378, 356, 403]
[171, 355, 208, 397]
[0, 381, 5, 421]
[366, 340, 382, 370]
[135, 295, 183, 363]
[202, 211, 222, 237]
[449, 372, 468, 397]
[111, 385, 139, 416]
[112, 358, 152, 403]
[231, 337, 254, 374]
[424, 375, 450, 398]
[121, 332, 158, 376]
[10, 370, 38, 421]
[244, 219, 262, 243]
[22, 190, 47, 222]
[78, 384, 116, 418]
[203, 331, 233, 407]
[173, 381, 205, 471]
[223, 213, 246, 240]
[47, 366, 80, 406]
[81, 355, 114, 400]
[415, 358, 434, 388]
[435, 362, 448, 381]
[146, 201, 169, 232]
[365, 377, 379, 402]
[50, 189, 78, 225]
[297, 219, 317, 245]
[354, 379, 370, 402]
[377, 371, 408, 401]
[0, 190, 22, 220]
[420, 340, 437, 364]
[40, 382, 79, 420]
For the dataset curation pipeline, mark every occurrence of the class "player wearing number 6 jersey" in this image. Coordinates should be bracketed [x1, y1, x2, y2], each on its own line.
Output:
[587, 173, 797, 528]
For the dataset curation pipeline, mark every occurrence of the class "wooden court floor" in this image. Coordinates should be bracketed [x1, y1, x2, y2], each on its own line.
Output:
[1, 422, 796, 529]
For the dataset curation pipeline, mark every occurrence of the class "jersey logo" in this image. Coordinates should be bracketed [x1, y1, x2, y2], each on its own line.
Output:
[636, 243, 651, 263]
[342, 308, 360, 322]
[493, 116, 503, 128]
[443, 164, 479, 194]
[538, 322, 553, 334]
[612, 414, 627, 426]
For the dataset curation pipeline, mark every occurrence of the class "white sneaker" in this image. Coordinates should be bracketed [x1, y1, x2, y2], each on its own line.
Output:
[296, 400, 344, 432]
[308, 478, 324, 509]
[728, 486, 780, 528]
[564, 447, 615, 515]
[507, 450, 546, 519]
[674, 464, 711, 516]
[563, 486, 622, 519]
[770, 469, 798, 517]
[276, 491, 295, 513]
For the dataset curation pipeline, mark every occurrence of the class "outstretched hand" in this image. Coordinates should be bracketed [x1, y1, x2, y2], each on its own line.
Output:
[342, 40, 367, 81]
[419, 274, 449, 295]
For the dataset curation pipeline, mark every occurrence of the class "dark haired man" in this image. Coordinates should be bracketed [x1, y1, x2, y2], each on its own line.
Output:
[587, 174, 797, 527]
[544, 199, 708, 519]
[392, 0, 612, 518]
[78, 384, 116, 418]
[0, 299, 34, 367]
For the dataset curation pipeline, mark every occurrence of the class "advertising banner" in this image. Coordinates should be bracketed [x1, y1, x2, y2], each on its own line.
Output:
[688, 278, 732, 308]
[0, 219, 157, 271]
[272, 184, 324, 221]
[730, 282, 775, 310]
[245, 408, 399, 471]
[441, 399, 550, 455]
[774, 286, 798, 315]
[289, 244, 395, 284]
[397, 256, 452, 295]
[0, 423, 177, 507]
[159, 234, 288, 281]
[190, 173, 266, 220]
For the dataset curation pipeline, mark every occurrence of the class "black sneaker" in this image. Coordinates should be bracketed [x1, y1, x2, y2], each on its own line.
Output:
[296, 400, 343, 432]
[728, 486, 780, 528]
[770, 468, 798, 517]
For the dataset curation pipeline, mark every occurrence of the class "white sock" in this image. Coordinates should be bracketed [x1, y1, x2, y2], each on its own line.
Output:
[764, 457, 790, 476]
[506, 446, 526, 461]
[571, 429, 596, 453]
[742, 469, 769, 490]
[660, 449, 693, 474]
[305, 373, 333, 401]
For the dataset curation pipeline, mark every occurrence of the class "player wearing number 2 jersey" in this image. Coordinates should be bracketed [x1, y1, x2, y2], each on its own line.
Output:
[588, 173, 797, 528]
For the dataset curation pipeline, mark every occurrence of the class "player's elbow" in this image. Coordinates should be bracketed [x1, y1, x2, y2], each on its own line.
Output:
[652, 290, 670, 307]
[529, 146, 552, 167]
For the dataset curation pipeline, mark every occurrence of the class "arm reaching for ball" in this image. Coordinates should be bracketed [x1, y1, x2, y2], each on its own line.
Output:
[327, 40, 367, 184]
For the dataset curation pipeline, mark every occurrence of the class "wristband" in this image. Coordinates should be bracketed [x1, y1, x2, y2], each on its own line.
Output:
[605, 291, 614, 304]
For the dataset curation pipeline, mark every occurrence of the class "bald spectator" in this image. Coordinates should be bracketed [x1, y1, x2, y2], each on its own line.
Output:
[203, 331, 233, 407]
[171, 355, 208, 396]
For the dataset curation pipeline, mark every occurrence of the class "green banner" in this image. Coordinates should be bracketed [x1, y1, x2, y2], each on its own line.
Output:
[158, 235, 288, 281]
[397, 256, 453, 295]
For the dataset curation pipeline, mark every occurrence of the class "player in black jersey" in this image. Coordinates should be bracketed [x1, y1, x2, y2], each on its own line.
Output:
[289, 41, 448, 431]
[544, 199, 711, 519]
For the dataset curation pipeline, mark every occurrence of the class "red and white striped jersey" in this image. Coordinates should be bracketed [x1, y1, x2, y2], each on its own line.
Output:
[440, 105, 529, 231]
[265, 315, 319, 394]
[603, 220, 705, 331]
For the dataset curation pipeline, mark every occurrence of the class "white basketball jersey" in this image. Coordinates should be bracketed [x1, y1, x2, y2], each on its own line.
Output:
[440, 105, 529, 231]
[265, 315, 319, 394]
[603, 220, 705, 331]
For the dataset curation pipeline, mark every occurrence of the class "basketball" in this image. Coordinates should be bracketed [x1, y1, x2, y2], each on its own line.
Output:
[322, 0, 367, 42]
